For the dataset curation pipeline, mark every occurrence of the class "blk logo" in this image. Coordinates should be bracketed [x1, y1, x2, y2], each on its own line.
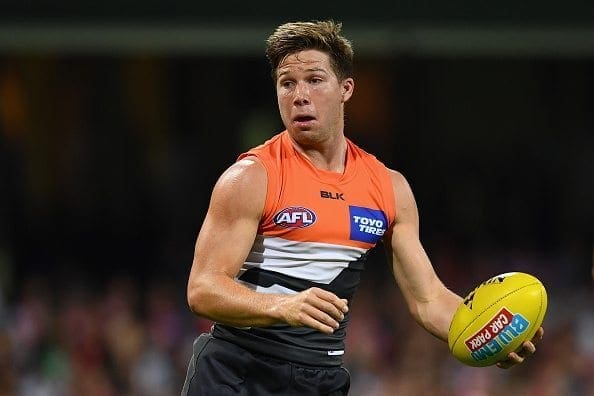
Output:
[320, 190, 345, 200]
[274, 206, 317, 228]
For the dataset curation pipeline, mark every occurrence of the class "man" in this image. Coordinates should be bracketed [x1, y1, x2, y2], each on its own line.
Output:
[182, 20, 543, 395]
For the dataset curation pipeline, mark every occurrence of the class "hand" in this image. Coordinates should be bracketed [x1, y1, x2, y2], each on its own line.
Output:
[496, 327, 544, 369]
[277, 287, 349, 335]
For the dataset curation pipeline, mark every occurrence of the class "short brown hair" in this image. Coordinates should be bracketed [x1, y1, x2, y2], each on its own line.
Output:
[265, 20, 354, 82]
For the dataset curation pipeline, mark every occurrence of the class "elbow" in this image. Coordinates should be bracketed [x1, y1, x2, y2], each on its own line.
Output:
[405, 293, 436, 330]
[406, 290, 462, 341]
[186, 284, 198, 314]
[408, 300, 440, 338]
[187, 278, 211, 318]
[407, 301, 425, 327]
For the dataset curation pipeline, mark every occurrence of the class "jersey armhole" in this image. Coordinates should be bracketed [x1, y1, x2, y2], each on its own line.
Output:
[238, 153, 278, 228]
[382, 167, 398, 239]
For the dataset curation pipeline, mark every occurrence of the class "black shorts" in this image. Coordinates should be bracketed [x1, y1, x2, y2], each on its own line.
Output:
[181, 333, 351, 396]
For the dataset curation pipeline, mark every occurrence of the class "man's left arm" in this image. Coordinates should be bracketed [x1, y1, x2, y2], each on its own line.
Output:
[384, 169, 543, 367]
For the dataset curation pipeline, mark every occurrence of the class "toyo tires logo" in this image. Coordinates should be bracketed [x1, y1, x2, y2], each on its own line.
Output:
[348, 206, 387, 244]
[274, 206, 317, 228]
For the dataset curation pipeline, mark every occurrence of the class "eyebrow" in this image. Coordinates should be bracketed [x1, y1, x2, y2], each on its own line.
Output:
[278, 67, 328, 78]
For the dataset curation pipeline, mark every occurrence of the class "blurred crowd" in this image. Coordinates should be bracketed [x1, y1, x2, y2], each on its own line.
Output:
[0, 248, 592, 396]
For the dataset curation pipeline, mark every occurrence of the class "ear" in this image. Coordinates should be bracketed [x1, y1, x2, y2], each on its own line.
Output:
[341, 78, 354, 103]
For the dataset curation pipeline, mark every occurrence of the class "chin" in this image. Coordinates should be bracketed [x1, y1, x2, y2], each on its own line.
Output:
[289, 130, 326, 148]
[288, 128, 323, 146]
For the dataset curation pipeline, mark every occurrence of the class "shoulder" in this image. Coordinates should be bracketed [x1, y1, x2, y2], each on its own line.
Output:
[215, 157, 267, 196]
[209, 158, 267, 219]
[386, 169, 410, 190]
[386, 169, 418, 222]
[238, 131, 286, 162]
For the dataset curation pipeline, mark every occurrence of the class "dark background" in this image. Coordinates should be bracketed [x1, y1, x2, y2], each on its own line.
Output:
[2, 0, 594, 23]
[0, 4, 592, 395]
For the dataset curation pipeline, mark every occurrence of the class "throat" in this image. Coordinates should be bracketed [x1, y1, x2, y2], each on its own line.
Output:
[300, 145, 347, 174]
[286, 131, 348, 173]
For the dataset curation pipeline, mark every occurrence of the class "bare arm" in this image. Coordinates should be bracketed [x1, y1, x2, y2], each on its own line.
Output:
[385, 170, 461, 341]
[386, 169, 543, 367]
[187, 158, 347, 334]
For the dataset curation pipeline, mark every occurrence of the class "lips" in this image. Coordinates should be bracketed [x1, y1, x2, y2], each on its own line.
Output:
[293, 115, 316, 122]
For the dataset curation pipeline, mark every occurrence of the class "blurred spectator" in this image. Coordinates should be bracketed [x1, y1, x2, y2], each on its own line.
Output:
[2, 247, 591, 395]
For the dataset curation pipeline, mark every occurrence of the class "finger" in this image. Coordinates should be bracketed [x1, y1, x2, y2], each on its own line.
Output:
[496, 360, 511, 369]
[497, 328, 542, 369]
[310, 288, 344, 306]
[322, 297, 349, 315]
[325, 299, 347, 321]
[515, 330, 540, 358]
[496, 359, 514, 369]
[339, 299, 349, 313]
[307, 289, 348, 320]
[508, 352, 524, 364]
[306, 300, 344, 325]
[496, 327, 543, 369]
[520, 340, 536, 356]
[496, 352, 523, 369]
[532, 327, 544, 344]
[300, 314, 336, 335]
[301, 305, 340, 333]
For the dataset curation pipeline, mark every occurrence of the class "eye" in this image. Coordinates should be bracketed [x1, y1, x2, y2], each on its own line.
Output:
[310, 77, 323, 84]
[279, 79, 295, 89]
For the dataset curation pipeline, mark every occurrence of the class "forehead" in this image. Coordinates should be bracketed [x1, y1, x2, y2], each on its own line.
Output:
[277, 49, 333, 76]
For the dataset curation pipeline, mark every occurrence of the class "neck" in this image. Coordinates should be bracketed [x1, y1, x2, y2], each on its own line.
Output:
[291, 133, 348, 173]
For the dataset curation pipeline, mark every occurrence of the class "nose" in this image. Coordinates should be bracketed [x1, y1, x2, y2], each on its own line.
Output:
[293, 81, 310, 106]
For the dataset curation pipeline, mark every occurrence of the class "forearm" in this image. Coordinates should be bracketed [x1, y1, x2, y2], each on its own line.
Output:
[188, 273, 287, 328]
[413, 287, 462, 342]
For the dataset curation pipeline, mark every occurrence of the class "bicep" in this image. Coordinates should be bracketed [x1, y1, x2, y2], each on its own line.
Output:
[189, 159, 267, 281]
[385, 170, 442, 303]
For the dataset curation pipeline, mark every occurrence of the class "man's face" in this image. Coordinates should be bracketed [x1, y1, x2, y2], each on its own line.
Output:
[275, 49, 353, 144]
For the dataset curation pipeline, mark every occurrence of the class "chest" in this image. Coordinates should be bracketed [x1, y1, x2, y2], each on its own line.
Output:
[261, 164, 389, 249]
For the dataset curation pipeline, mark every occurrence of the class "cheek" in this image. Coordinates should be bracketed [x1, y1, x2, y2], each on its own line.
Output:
[277, 95, 288, 109]
[277, 97, 291, 120]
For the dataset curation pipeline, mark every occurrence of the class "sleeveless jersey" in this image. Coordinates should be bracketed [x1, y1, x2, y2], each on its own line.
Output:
[212, 130, 396, 366]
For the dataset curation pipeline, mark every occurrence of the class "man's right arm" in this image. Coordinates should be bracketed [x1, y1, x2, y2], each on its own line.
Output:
[186, 158, 348, 335]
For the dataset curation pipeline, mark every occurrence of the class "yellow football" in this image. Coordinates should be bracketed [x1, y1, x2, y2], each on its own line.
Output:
[448, 272, 547, 367]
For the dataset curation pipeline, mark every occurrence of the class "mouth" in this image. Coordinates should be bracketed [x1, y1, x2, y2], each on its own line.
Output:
[292, 115, 316, 125]
[293, 115, 316, 122]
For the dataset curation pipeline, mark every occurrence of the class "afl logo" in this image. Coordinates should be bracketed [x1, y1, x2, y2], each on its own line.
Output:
[274, 206, 317, 228]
